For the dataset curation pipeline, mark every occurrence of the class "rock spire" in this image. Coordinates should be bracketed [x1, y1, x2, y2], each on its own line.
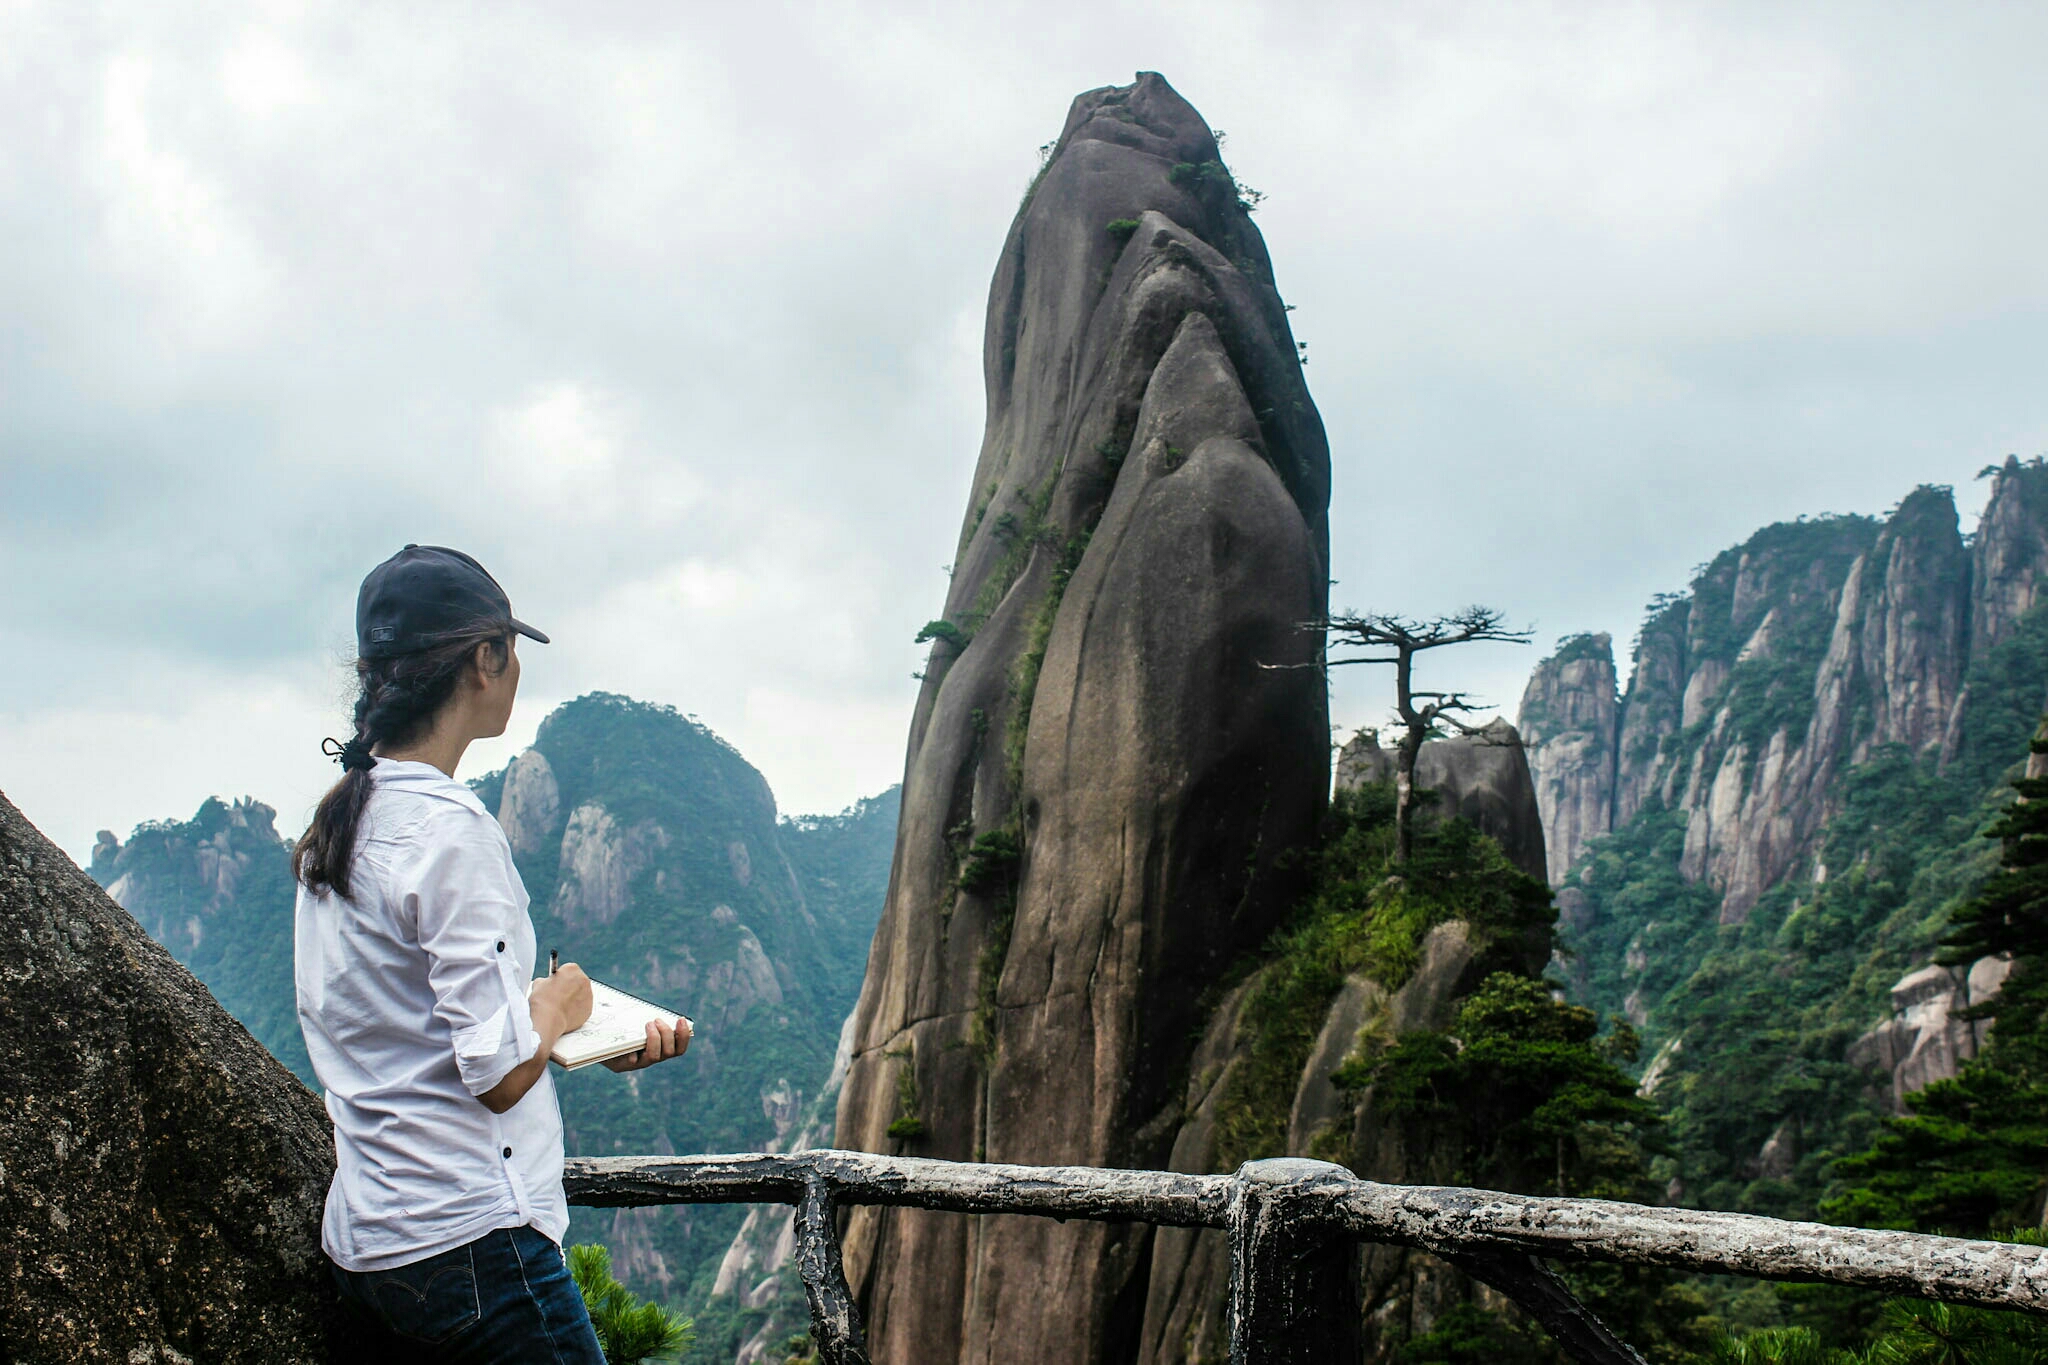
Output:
[835, 72, 1330, 1363]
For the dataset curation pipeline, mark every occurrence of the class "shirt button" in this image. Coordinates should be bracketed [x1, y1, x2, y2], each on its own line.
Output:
[496, 941, 505, 952]
[503, 1146, 513, 1159]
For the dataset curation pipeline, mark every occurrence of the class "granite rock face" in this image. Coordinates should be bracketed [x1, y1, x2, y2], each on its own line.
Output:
[836, 72, 1329, 1364]
[1970, 455, 2048, 659]
[497, 748, 563, 859]
[1517, 635, 1619, 884]
[1134, 920, 1503, 1360]
[1334, 720, 1548, 882]
[0, 789, 359, 1364]
[1519, 470, 2048, 917]
[1846, 958, 2010, 1113]
[552, 801, 672, 930]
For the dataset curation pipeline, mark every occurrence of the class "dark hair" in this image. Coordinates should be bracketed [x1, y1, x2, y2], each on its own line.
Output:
[293, 623, 513, 898]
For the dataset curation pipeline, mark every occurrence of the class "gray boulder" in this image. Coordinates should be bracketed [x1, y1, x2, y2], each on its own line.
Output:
[1336, 719, 1549, 882]
[0, 789, 359, 1363]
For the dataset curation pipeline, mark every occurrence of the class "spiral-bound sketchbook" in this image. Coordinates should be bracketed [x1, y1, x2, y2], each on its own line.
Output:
[540, 978, 690, 1071]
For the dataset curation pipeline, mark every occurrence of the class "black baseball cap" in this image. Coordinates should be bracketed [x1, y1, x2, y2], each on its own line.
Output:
[356, 544, 550, 660]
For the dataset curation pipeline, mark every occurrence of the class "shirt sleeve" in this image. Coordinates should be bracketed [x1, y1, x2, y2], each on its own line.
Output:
[406, 811, 542, 1097]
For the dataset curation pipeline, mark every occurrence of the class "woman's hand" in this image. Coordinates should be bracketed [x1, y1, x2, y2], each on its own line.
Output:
[602, 1016, 692, 1072]
[479, 962, 591, 1115]
[528, 962, 593, 1037]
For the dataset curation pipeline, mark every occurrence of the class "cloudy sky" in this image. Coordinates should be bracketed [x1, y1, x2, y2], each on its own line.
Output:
[6, 1, 2048, 862]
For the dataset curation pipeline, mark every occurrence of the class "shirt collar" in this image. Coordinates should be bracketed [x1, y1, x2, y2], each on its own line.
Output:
[371, 756, 487, 815]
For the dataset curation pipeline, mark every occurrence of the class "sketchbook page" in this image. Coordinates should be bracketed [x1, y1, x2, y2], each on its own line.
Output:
[539, 978, 687, 1070]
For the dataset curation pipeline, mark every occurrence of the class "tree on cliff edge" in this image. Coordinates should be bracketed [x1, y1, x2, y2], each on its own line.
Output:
[1315, 607, 1532, 862]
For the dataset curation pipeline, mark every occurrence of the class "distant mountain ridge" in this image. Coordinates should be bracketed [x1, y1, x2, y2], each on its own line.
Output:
[90, 796, 309, 1083]
[86, 693, 898, 1359]
[1522, 457, 2048, 916]
[1516, 457, 2048, 1223]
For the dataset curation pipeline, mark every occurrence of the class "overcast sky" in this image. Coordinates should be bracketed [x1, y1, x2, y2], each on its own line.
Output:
[6, 1, 2048, 863]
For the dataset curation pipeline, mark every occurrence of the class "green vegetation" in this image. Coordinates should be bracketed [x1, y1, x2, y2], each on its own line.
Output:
[963, 471, 1058, 635]
[1563, 592, 2048, 1236]
[1211, 782, 1563, 1172]
[884, 1044, 928, 1141]
[1821, 733, 2048, 1240]
[1548, 567, 2048, 1354]
[957, 828, 1021, 894]
[568, 1242, 695, 1364]
[915, 618, 971, 652]
[1169, 158, 1265, 213]
[1001, 529, 1090, 795]
[1206, 776, 1710, 1356]
[1105, 217, 1140, 244]
[1357, 973, 1659, 1195]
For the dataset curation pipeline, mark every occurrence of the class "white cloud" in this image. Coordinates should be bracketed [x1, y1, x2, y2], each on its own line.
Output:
[6, 0, 2048, 862]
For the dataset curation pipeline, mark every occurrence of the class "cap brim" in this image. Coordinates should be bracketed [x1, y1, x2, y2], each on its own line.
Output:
[511, 618, 550, 645]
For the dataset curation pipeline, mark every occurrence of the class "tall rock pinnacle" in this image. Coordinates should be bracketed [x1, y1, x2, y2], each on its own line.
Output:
[835, 73, 1331, 1362]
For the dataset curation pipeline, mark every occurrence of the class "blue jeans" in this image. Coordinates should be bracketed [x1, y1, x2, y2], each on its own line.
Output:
[330, 1224, 606, 1364]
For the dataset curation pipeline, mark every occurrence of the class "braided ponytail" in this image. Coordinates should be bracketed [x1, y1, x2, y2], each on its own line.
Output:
[293, 624, 512, 898]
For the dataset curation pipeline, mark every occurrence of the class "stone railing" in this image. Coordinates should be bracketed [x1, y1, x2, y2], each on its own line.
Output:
[564, 1150, 2048, 1365]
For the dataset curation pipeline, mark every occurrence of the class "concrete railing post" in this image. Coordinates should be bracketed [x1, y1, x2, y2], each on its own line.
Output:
[1227, 1159, 1362, 1365]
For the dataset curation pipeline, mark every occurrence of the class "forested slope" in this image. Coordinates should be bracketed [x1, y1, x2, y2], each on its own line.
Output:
[1515, 460, 2048, 1346]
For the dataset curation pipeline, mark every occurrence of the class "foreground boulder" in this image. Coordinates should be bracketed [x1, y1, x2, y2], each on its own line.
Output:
[0, 790, 353, 1363]
[837, 71, 1330, 1362]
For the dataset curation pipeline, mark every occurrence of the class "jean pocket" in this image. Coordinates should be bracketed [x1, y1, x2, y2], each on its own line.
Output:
[364, 1244, 481, 1345]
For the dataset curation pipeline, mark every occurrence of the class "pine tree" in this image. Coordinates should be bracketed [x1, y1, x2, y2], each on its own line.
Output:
[1823, 724, 2048, 1237]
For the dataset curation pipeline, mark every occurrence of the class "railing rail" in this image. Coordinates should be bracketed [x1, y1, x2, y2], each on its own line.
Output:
[565, 1150, 2048, 1365]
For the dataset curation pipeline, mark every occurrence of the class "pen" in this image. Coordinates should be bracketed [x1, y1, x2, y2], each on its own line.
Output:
[549, 948, 558, 977]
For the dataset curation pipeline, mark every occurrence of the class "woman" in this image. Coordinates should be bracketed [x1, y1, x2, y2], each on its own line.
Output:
[294, 544, 690, 1363]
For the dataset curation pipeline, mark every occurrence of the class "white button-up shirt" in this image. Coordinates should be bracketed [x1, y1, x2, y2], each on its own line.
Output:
[295, 758, 567, 1272]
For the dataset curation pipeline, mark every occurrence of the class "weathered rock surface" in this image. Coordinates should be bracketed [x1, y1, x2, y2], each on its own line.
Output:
[1134, 921, 1499, 1360]
[837, 72, 1329, 1364]
[552, 800, 671, 930]
[1520, 468, 2048, 922]
[1970, 455, 2048, 659]
[0, 789, 358, 1363]
[1335, 720, 1548, 882]
[1517, 635, 1619, 884]
[1847, 956, 2010, 1112]
[497, 747, 563, 858]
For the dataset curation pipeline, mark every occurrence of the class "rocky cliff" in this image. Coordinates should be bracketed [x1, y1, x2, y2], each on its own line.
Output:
[1516, 634, 1618, 884]
[835, 72, 1330, 1364]
[1521, 461, 2048, 916]
[1138, 728, 1557, 1359]
[0, 789, 366, 1363]
[1520, 459, 2048, 1217]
